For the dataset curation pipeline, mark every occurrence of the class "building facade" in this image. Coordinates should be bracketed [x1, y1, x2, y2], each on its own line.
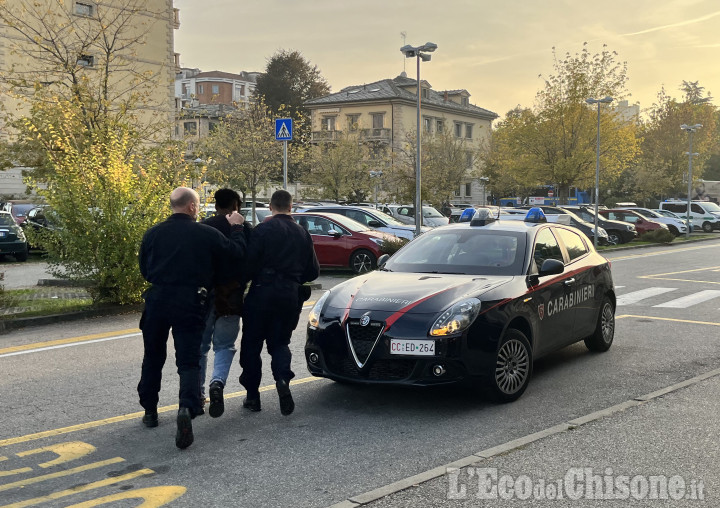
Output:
[305, 73, 498, 205]
[175, 69, 259, 109]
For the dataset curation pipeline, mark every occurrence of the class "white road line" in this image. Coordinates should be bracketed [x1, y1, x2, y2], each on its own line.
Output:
[654, 290, 720, 309]
[0, 333, 142, 359]
[614, 285, 625, 289]
[616, 287, 677, 306]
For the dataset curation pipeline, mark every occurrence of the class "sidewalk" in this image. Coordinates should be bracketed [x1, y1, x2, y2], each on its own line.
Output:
[337, 372, 719, 507]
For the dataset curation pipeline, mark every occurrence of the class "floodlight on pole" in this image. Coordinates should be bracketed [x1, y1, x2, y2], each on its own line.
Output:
[585, 96, 613, 248]
[401, 42, 438, 237]
[680, 124, 702, 239]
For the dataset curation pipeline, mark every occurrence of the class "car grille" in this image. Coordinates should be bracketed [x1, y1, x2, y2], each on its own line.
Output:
[367, 360, 414, 380]
[347, 321, 383, 365]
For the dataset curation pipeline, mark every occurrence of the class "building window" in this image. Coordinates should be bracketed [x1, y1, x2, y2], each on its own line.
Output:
[461, 97, 469, 107]
[239, 85, 245, 96]
[197, 84, 204, 94]
[212, 85, 219, 94]
[347, 114, 360, 130]
[209, 122, 219, 133]
[465, 124, 473, 139]
[466, 152, 473, 168]
[465, 183, 472, 197]
[74, 2, 94, 16]
[183, 121, 197, 136]
[371, 113, 384, 129]
[77, 55, 94, 67]
[454, 122, 462, 138]
[454, 186, 461, 197]
[436, 119, 444, 133]
[321, 116, 336, 131]
[423, 117, 432, 133]
[421, 88, 429, 99]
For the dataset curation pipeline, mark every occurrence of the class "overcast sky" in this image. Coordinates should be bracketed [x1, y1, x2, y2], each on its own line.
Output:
[173, 0, 720, 119]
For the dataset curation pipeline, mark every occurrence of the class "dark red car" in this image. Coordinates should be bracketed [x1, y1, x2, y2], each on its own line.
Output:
[291, 212, 397, 273]
[599, 209, 669, 237]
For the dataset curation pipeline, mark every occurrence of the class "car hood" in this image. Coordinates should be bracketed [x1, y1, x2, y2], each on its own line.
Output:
[325, 271, 513, 315]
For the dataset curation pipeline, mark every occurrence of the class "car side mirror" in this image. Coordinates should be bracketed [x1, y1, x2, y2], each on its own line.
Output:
[327, 229, 343, 238]
[539, 258, 564, 277]
[367, 220, 382, 227]
[377, 254, 390, 269]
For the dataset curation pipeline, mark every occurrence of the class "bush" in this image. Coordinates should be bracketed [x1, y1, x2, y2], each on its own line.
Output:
[381, 236, 410, 256]
[641, 228, 675, 243]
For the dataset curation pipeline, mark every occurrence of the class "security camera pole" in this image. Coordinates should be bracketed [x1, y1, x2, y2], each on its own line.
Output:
[400, 42, 437, 237]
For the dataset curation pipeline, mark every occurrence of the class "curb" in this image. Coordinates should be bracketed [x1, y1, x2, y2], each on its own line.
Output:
[37, 278, 93, 287]
[326, 367, 720, 508]
[0, 304, 143, 334]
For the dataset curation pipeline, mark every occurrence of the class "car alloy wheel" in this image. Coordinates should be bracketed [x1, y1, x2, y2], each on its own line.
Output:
[584, 296, 615, 352]
[350, 249, 375, 274]
[702, 222, 713, 233]
[606, 231, 621, 245]
[490, 329, 532, 402]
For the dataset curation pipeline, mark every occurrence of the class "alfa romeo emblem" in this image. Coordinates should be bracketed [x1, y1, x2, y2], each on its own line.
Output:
[538, 304, 544, 321]
[360, 313, 371, 326]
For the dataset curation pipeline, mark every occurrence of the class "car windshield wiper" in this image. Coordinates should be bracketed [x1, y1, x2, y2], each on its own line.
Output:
[417, 270, 467, 275]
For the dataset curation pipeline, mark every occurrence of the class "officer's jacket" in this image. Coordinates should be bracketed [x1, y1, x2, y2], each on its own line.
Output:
[245, 214, 319, 285]
[139, 213, 246, 289]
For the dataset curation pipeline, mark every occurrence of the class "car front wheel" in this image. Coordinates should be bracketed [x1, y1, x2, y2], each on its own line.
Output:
[702, 222, 713, 233]
[350, 249, 376, 274]
[584, 296, 615, 352]
[487, 329, 532, 403]
[606, 230, 622, 245]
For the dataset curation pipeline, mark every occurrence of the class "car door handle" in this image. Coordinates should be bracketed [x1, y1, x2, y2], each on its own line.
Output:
[564, 278, 576, 286]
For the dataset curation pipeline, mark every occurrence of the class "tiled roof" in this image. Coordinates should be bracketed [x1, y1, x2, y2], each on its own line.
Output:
[305, 75, 497, 119]
[194, 70, 258, 82]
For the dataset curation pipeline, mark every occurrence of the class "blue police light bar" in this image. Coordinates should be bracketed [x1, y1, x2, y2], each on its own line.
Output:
[459, 207, 476, 223]
[524, 207, 547, 223]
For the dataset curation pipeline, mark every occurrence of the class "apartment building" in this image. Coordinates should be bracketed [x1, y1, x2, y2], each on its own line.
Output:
[305, 73, 498, 204]
[175, 68, 259, 109]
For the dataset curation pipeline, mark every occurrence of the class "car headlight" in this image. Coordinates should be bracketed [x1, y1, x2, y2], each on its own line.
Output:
[591, 228, 608, 237]
[308, 291, 330, 328]
[429, 298, 482, 337]
[627, 225, 636, 231]
[369, 237, 384, 246]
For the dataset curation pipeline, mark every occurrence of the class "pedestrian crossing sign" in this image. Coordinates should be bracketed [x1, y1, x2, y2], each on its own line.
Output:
[275, 118, 293, 141]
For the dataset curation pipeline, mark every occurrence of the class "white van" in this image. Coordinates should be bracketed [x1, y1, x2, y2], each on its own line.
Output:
[658, 200, 720, 232]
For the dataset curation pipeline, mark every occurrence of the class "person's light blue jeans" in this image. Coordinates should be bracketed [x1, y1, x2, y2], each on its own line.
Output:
[200, 302, 240, 397]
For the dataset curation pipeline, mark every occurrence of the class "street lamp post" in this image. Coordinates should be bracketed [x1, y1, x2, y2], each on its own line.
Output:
[585, 96, 613, 248]
[369, 170, 383, 208]
[681, 124, 702, 239]
[401, 42, 437, 237]
[479, 176, 489, 205]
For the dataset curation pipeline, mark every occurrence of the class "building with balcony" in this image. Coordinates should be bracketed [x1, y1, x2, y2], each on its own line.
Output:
[175, 68, 260, 109]
[305, 73, 498, 204]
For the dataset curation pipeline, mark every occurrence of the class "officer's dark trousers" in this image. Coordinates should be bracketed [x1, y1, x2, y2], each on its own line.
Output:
[239, 282, 299, 396]
[137, 287, 207, 414]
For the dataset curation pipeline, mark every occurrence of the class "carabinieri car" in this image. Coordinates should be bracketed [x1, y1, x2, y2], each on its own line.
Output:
[305, 208, 616, 402]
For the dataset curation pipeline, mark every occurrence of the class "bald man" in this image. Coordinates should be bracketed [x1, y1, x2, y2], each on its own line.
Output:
[138, 187, 246, 449]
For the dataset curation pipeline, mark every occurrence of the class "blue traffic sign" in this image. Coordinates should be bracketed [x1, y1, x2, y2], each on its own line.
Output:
[275, 118, 293, 141]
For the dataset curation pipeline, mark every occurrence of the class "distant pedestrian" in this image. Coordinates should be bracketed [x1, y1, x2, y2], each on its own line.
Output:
[239, 189, 319, 415]
[199, 188, 249, 418]
[137, 187, 246, 449]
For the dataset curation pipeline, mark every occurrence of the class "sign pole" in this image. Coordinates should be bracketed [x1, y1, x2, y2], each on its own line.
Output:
[283, 140, 288, 190]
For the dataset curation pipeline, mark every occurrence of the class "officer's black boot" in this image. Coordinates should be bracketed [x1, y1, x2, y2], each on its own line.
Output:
[243, 393, 261, 412]
[142, 409, 158, 428]
[208, 380, 224, 418]
[276, 379, 294, 416]
[175, 408, 194, 449]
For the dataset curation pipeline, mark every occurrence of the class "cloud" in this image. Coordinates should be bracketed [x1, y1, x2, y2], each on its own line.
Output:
[622, 9, 720, 36]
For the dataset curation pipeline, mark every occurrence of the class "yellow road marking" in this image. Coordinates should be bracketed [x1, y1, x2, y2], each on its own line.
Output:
[608, 243, 719, 261]
[65, 486, 187, 507]
[639, 266, 720, 278]
[0, 457, 124, 492]
[17, 442, 96, 469]
[616, 314, 720, 327]
[0, 329, 140, 356]
[0, 376, 323, 448]
[0, 468, 154, 508]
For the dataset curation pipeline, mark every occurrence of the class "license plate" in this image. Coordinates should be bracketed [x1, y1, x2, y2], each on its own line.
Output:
[390, 339, 435, 356]
[0, 231, 6, 238]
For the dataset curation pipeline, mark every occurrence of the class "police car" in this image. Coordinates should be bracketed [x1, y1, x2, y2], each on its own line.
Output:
[305, 208, 616, 402]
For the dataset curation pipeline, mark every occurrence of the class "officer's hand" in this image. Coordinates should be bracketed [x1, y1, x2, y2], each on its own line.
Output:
[226, 211, 245, 226]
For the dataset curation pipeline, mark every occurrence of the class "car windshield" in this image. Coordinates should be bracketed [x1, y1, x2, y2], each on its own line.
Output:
[317, 213, 371, 232]
[0, 215, 15, 226]
[655, 210, 677, 218]
[369, 209, 405, 226]
[384, 228, 526, 275]
[422, 206, 444, 218]
[636, 209, 659, 218]
[256, 209, 271, 219]
[701, 202, 720, 212]
[11, 204, 36, 217]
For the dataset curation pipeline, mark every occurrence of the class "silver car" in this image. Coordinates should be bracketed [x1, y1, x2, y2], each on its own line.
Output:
[380, 204, 449, 227]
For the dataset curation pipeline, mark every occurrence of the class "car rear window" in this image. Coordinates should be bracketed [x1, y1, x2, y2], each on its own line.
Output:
[0, 215, 15, 226]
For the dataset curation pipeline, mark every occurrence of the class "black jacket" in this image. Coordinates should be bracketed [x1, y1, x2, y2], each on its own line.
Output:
[245, 214, 319, 285]
[139, 213, 246, 291]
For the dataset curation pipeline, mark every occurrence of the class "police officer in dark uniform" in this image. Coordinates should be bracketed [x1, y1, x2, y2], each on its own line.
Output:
[137, 187, 246, 449]
[240, 189, 319, 416]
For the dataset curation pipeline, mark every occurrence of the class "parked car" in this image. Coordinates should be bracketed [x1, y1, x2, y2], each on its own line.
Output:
[297, 205, 428, 240]
[658, 200, 720, 232]
[291, 212, 396, 273]
[511, 206, 609, 245]
[560, 206, 637, 245]
[598, 209, 669, 237]
[1, 200, 42, 226]
[0, 211, 29, 261]
[379, 204, 449, 227]
[614, 207, 687, 236]
[240, 207, 271, 226]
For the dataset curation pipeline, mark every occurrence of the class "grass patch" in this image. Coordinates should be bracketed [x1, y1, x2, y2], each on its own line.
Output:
[598, 233, 717, 250]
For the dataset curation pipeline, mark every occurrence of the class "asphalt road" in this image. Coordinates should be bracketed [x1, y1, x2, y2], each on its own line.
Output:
[1, 239, 719, 507]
